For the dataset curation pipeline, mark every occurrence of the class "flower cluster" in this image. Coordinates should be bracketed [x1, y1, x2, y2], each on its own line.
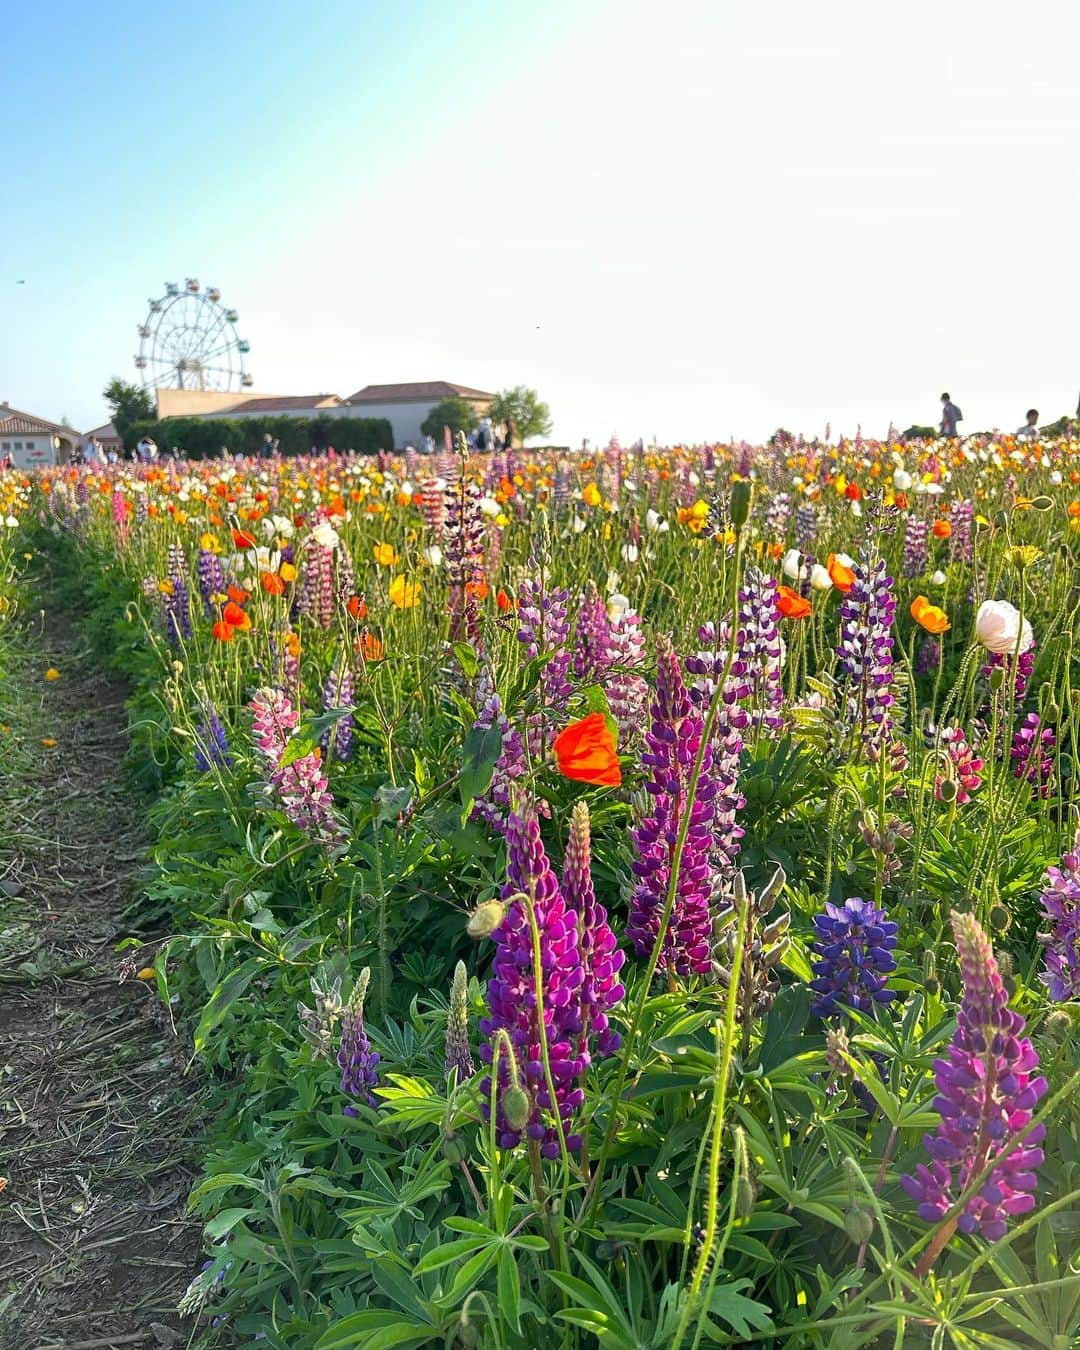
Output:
[903, 515, 929, 577]
[1037, 828, 1080, 1001]
[935, 726, 984, 805]
[338, 969, 380, 1113]
[739, 566, 784, 732]
[321, 663, 355, 763]
[902, 912, 1047, 1242]
[809, 897, 898, 1018]
[194, 707, 232, 772]
[250, 687, 343, 842]
[1011, 712, 1054, 796]
[836, 555, 896, 751]
[562, 801, 625, 1058]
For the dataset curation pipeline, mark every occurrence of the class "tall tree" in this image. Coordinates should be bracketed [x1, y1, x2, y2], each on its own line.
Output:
[420, 397, 479, 441]
[103, 378, 155, 438]
[488, 386, 552, 444]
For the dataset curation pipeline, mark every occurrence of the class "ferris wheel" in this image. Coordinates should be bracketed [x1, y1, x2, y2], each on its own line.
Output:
[135, 279, 253, 392]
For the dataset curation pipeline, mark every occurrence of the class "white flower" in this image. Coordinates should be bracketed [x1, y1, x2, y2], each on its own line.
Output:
[572, 515, 587, 533]
[645, 508, 668, 533]
[1050, 471, 1063, 485]
[311, 521, 339, 549]
[783, 548, 807, 581]
[606, 593, 630, 623]
[810, 563, 833, 591]
[621, 542, 639, 563]
[605, 569, 621, 594]
[3, 515, 18, 528]
[478, 496, 501, 518]
[833, 551, 856, 570]
[930, 570, 947, 586]
[850, 500, 862, 517]
[975, 599, 1034, 655]
[893, 468, 912, 491]
[422, 545, 443, 567]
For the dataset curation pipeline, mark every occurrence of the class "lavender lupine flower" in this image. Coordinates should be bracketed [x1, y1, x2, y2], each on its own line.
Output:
[739, 566, 784, 732]
[517, 578, 573, 749]
[764, 491, 791, 544]
[445, 961, 474, 1080]
[194, 708, 232, 772]
[836, 555, 897, 751]
[562, 801, 625, 1058]
[338, 969, 380, 1113]
[321, 663, 355, 762]
[1011, 713, 1055, 797]
[902, 912, 1047, 1242]
[299, 544, 335, 628]
[915, 636, 941, 676]
[197, 549, 226, 613]
[686, 621, 748, 876]
[478, 806, 586, 1155]
[573, 585, 610, 684]
[628, 638, 718, 977]
[903, 517, 929, 577]
[605, 606, 649, 742]
[795, 504, 818, 551]
[163, 578, 192, 645]
[949, 499, 974, 563]
[809, 897, 898, 1018]
[1037, 829, 1080, 1001]
[468, 678, 527, 830]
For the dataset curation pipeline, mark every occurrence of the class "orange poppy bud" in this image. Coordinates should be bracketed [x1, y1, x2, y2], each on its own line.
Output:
[212, 620, 235, 641]
[777, 585, 812, 619]
[261, 571, 286, 596]
[552, 713, 621, 787]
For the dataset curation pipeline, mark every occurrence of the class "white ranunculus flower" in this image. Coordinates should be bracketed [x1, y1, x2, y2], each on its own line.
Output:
[3, 515, 18, 528]
[975, 599, 1034, 655]
[605, 569, 621, 594]
[850, 500, 862, 517]
[606, 593, 630, 623]
[621, 542, 639, 563]
[893, 468, 913, 491]
[422, 544, 443, 567]
[810, 563, 833, 591]
[782, 548, 806, 581]
[931, 570, 947, 586]
[311, 521, 340, 549]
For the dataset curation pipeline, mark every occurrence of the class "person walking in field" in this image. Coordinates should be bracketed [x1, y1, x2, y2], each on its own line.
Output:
[939, 393, 962, 438]
[1016, 408, 1039, 439]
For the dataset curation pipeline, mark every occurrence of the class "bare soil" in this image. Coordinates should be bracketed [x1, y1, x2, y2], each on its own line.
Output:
[0, 597, 207, 1349]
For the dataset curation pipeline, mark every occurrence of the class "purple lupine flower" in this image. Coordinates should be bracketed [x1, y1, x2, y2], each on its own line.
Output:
[197, 549, 226, 613]
[916, 636, 941, 676]
[517, 578, 573, 750]
[836, 555, 897, 751]
[1011, 713, 1054, 797]
[338, 969, 380, 1112]
[163, 578, 192, 645]
[764, 491, 791, 544]
[194, 707, 232, 772]
[562, 801, 625, 1058]
[809, 897, 898, 1018]
[321, 662, 355, 762]
[795, 504, 818, 551]
[605, 606, 649, 742]
[739, 566, 784, 732]
[469, 677, 528, 830]
[573, 585, 610, 684]
[983, 648, 1036, 699]
[299, 544, 335, 629]
[1037, 828, 1080, 1001]
[903, 517, 929, 577]
[902, 912, 1047, 1242]
[627, 637, 717, 977]
[949, 500, 974, 563]
[478, 806, 585, 1155]
[686, 620, 748, 876]
[552, 462, 572, 515]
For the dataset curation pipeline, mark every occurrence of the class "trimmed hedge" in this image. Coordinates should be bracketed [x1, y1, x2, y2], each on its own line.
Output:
[124, 415, 393, 459]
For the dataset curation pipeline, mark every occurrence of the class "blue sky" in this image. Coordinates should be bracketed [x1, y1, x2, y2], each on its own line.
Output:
[5, 0, 1080, 442]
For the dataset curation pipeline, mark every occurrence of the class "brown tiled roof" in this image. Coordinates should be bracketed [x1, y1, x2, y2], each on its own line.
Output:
[0, 406, 80, 439]
[345, 381, 493, 404]
[86, 422, 123, 442]
[226, 394, 342, 413]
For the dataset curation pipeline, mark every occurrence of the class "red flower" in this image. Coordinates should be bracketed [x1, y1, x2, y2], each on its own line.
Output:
[496, 588, 513, 611]
[222, 601, 251, 632]
[260, 571, 286, 596]
[346, 594, 368, 620]
[232, 528, 256, 550]
[212, 619, 235, 641]
[777, 585, 812, 619]
[553, 713, 621, 787]
[227, 583, 250, 604]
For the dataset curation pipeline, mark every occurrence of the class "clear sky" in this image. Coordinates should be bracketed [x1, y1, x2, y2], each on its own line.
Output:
[4, 0, 1080, 443]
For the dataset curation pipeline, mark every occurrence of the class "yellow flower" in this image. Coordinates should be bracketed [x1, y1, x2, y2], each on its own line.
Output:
[40, 737, 57, 748]
[495, 513, 509, 528]
[200, 532, 219, 552]
[582, 483, 602, 507]
[44, 668, 61, 681]
[389, 575, 421, 609]
[279, 561, 297, 583]
[0, 724, 11, 735]
[157, 579, 174, 596]
[373, 542, 400, 567]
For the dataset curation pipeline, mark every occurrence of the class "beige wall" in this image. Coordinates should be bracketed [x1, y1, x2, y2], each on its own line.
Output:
[157, 389, 281, 419]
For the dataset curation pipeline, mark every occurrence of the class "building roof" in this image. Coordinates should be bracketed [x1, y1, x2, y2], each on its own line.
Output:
[85, 422, 122, 442]
[0, 404, 80, 441]
[224, 394, 342, 414]
[345, 381, 494, 405]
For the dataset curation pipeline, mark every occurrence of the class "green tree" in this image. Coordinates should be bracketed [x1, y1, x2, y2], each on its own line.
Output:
[420, 397, 479, 441]
[103, 378, 155, 439]
[488, 386, 552, 443]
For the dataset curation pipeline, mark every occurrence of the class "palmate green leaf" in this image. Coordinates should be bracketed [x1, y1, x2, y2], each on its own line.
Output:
[412, 1237, 489, 1275]
[705, 1280, 775, 1338]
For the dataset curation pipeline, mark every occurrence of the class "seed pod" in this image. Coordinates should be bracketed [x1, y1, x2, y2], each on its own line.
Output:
[992, 509, 1009, 530]
[938, 777, 959, 803]
[1043, 1010, 1072, 1043]
[989, 667, 1006, 692]
[501, 1085, 531, 1131]
[989, 904, 1011, 934]
[467, 899, 507, 938]
[441, 1132, 468, 1165]
[730, 479, 753, 529]
[844, 1205, 875, 1245]
[1030, 495, 1055, 511]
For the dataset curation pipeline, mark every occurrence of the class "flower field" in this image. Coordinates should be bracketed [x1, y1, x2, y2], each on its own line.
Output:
[3, 432, 1080, 1347]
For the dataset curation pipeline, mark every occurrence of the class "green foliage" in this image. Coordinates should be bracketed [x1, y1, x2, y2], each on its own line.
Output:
[420, 398, 478, 440]
[488, 386, 553, 442]
[122, 414, 393, 459]
[102, 376, 155, 439]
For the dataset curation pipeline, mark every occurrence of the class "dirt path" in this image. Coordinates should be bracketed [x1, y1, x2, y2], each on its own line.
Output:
[0, 584, 206, 1348]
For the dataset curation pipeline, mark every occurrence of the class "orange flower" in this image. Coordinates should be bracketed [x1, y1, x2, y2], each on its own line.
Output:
[232, 528, 256, 549]
[465, 580, 490, 601]
[496, 588, 513, 611]
[358, 631, 385, 662]
[212, 619, 235, 641]
[222, 601, 251, 632]
[827, 554, 856, 593]
[346, 594, 368, 620]
[227, 583, 250, 604]
[261, 571, 286, 596]
[285, 631, 301, 658]
[552, 713, 621, 787]
[777, 585, 812, 619]
[1067, 501, 1080, 518]
[911, 595, 950, 634]
[844, 482, 862, 501]
[932, 519, 952, 540]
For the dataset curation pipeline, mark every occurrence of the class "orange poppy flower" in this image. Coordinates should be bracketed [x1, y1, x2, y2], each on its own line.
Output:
[827, 554, 856, 593]
[553, 713, 621, 787]
[844, 482, 862, 501]
[227, 584, 250, 604]
[910, 595, 950, 634]
[222, 601, 251, 632]
[285, 631, 301, 658]
[346, 594, 368, 620]
[932, 519, 952, 539]
[232, 528, 256, 549]
[496, 588, 513, 611]
[212, 619, 235, 641]
[777, 585, 812, 619]
[465, 580, 490, 601]
[261, 571, 286, 596]
[358, 631, 385, 662]
[1067, 501, 1080, 518]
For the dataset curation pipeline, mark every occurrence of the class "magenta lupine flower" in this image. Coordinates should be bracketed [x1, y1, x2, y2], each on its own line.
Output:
[836, 555, 896, 751]
[739, 566, 784, 732]
[983, 648, 1036, 698]
[903, 517, 929, 577]
[1010, 713, 1054, 797]
[902, 912, 1047, 1242]
[112, 490, 130, 547]
[627, 638, 717, 977]
[949, 500, 974, 563]
[250, 687, 342, 842]
[562, 801, 625, 1058]
[1037, 829, 1080, 1001]
[478, 807, 586, 1155]
[321, 663, 355, 762]
[419, 477, 447, 539]
[936, 727, 984, 805]
[469, 678, 527, 830]
[251, 687, 299, 760]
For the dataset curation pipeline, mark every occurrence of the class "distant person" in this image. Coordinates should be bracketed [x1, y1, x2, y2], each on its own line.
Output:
[1017, 408, 1039, 439]
[939, 393, 962, 438]
[503, 419, 516, 451]
[0, 451, 13, 470]
[136, 435, 158, 463]
[260, 433, 275, 459]
[422, 434, 436, 456]
[477, 416, 493, 452]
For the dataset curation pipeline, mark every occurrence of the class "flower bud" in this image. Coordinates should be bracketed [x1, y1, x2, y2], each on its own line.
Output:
[989, 904, 1011, 934]
[938, 777, 959, 803]
[730, 479, 753, 530]
[501, 1085, 531, 1131]
[1030, 495, 1054, 511]
[736, 1175, 756, 1218]
[843, 1205, 875, 1245]
[989, 667, 1006, 692]
[1044, 701, 1061, 724]
[466, 899, 507, 938]
[441, 1132, 468, 1165]
[992, 509, 1009, 530]
[1043, 1010, 1072, 1043]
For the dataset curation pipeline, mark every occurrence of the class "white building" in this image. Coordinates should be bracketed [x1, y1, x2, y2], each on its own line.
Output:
[332, 381, 494, 448]
[0, 404, 80, 468]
